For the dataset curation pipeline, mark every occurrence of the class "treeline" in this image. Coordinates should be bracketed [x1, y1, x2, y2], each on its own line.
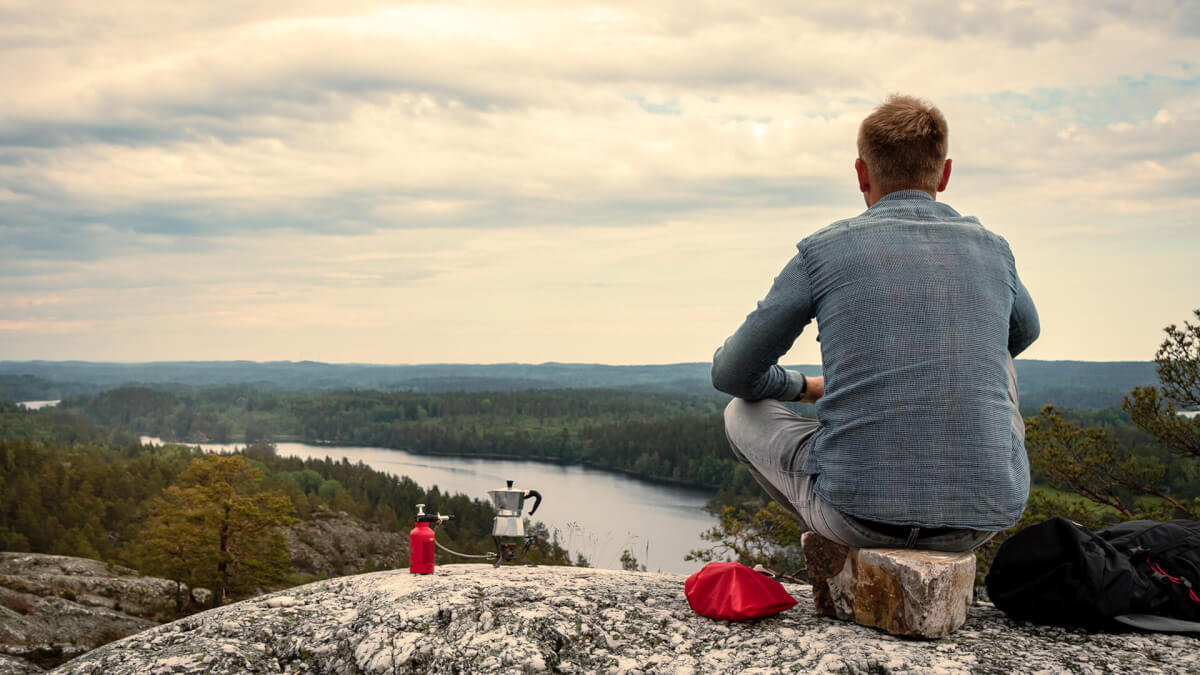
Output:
[57, 383, 1200, 508]
[0, 373, 99, 403]
[2, 359, 1159, 406]
[61, 387, 763, 493]
[0, 402, 574, 608]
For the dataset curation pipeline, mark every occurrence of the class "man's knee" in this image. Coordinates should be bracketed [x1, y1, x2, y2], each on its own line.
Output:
[723, 397, 749, 426]
[723, 398, 755, 462]
[724, 397, 792, 462]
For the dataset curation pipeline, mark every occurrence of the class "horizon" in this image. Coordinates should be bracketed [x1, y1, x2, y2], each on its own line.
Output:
[2, 3, 1197, 364]
[0, 356, 1161, 370]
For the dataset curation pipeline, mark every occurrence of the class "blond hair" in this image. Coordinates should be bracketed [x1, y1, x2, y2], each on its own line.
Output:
[856, 95, 948, 193]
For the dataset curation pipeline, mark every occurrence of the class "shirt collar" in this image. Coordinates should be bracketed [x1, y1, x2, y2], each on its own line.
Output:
[872, 189, 935, 208]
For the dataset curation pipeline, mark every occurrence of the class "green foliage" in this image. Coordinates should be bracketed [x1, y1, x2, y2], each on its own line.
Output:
[0, 374, 62, 402]
[686, 502, 805, 574]
[520, 521, 575, 566]
[136, 455, 297, 606]
[619, 548, 646, 572]
[1024, 405, 1193, 520]
[975, 310, 1200, 580]
[63, 387, 739, 491]
[0, 401, 137, 446]
[11, 334, 1191, 581]
[0, 429, 199, 562]
[1125, 308, 1200, 460]
[64, 386, 231, 443]
[0, 374, 100, 403]
[0, 406, 572, 608]
[1151, 311, 1200, 410]
[1021, 309, 1200, 522]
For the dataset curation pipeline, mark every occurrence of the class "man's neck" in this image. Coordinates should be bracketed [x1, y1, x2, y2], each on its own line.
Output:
[868, 188, 936, 207]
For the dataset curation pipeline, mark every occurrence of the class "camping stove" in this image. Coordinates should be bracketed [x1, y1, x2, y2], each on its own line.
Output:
[488, 479, 542, 566]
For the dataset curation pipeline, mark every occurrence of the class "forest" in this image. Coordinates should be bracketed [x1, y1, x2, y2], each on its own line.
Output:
[57, 387, 750, 491]
[0, 402, 575, 611]
[1, 310, 1196, 599]
[48, 377, 1200, 512]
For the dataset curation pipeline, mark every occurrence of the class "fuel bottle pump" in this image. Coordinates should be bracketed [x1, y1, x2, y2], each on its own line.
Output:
[409, 504, 452, 574]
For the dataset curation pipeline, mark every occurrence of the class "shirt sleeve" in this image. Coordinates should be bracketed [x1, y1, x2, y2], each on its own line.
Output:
[711, 252, 815, 400]
[1008, 273, 1040, 357]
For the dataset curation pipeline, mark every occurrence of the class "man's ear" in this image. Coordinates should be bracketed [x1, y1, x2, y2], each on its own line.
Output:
[855, 158, 870, 193]
[936, 158, 952, 192]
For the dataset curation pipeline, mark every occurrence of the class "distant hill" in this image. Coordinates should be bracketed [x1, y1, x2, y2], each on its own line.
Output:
[0, 361, 737, 396]
[0, 373, 102, 402]
[1011, 360, 1159, 410]
[0, 359, 1159, 410]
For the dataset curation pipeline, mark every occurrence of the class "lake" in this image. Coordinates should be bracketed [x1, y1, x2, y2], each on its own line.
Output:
[140, 436, 720, 574]
[16, 400, 60, 410]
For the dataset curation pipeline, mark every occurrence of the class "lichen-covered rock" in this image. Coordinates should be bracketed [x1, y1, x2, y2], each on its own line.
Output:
[0, 553, 180, 621]
[283, 509, 408, 578]
[0, 553, 180, 672]
[189, 588, 212, 608]
[0, 652, 44, 675]
[54, 564, 1199, 674]
[802, 532, 975, 638]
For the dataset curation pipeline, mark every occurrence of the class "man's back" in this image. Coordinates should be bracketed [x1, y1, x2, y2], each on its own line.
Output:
[798, 190, 1032, 529]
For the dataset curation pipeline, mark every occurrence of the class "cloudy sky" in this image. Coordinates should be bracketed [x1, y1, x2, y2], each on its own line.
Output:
[1, 1, 1197, 365]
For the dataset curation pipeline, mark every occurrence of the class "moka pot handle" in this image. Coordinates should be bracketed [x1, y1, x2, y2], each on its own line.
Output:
[523, 490, 542, 516]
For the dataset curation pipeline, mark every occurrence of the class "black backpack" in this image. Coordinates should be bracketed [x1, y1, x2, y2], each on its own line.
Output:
[985, 517, 1200, 631]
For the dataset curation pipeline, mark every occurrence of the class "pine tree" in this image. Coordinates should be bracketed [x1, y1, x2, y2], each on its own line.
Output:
[1125, 308, 1200, 462]
[1013, 310, 1200, 524]
[1024, 405, 1190, 521]
[137, 454, 296, 607]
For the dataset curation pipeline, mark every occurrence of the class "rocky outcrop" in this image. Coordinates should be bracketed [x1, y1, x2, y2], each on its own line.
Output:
[0, 511, 407, 673]
[0, 654, 42, 675]
[283, 509, 408, 578]
[56, 564, 1200, 674]
[0, 554, 181, 621]
[0, 553, 189, 672]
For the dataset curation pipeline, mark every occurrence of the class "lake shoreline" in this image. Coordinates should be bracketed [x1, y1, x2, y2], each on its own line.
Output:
[145, 434, 723, 493]
[138, 435, 719, 573]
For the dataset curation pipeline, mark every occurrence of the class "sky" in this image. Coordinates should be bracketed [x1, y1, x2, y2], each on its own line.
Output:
[0, 1, 1197, 365]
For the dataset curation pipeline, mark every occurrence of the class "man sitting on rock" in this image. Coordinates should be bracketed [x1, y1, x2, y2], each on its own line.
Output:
[712, 94, 1039, 552]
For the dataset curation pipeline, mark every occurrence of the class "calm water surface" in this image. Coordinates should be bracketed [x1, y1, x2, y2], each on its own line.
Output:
[140, 437, 719, 574]
[17, 400, 59, 410]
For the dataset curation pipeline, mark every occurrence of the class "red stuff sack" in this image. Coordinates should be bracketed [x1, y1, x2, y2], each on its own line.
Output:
[684, 561, 798, 621]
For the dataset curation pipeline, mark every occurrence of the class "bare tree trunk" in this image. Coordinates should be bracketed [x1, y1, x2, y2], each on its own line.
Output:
[215, 505, 231, 608]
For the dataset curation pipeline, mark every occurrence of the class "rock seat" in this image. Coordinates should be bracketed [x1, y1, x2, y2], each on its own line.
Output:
[801, 531, 975, 638]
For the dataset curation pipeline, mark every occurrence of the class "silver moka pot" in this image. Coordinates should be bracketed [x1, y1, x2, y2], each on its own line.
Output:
[488, 480, 542, 565]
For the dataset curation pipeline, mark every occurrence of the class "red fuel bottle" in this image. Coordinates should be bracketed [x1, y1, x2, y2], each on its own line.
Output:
[409, 504, 437, 574]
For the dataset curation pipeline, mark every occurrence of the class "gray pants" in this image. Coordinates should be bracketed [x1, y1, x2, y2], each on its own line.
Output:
[722, 358, 1021, 552]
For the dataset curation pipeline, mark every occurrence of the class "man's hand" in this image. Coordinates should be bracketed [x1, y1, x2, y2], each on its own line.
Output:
[799, 376, 824, 403]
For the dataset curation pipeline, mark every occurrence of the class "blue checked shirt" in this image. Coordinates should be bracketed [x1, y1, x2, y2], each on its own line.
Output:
[712, 190, 1040, 529]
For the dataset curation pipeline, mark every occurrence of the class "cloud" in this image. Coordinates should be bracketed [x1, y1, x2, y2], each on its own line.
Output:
[0, 1, 1197, 362]
[0, 319, 93, 333]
